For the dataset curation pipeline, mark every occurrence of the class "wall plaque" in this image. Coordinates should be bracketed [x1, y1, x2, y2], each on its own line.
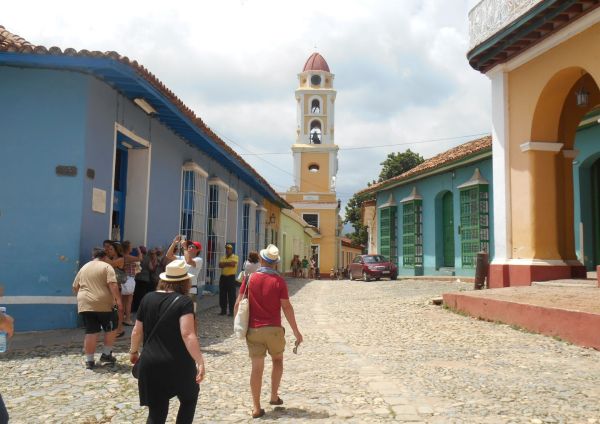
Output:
[92, 188, 106, 213]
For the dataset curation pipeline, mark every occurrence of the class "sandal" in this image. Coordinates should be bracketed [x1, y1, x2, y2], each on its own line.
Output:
[116, 331, 125, 338]
[269, 397, 283, 405]
[252, 409, 265, 419]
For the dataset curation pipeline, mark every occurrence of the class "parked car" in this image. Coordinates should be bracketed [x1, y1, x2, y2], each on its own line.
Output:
[349, 254, 397, 281]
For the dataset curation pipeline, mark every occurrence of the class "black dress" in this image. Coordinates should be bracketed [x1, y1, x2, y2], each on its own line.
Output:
[136, 292, 199, 406]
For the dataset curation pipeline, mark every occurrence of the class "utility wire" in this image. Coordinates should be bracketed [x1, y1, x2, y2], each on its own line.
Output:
[239, 132, 490, 156]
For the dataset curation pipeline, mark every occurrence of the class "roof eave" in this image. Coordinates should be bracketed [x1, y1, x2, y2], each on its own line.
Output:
[0, 52, 289, 208]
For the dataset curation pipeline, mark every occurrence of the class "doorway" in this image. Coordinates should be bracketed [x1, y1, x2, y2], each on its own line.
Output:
[111, 125, 151, 244]
[442, 192, 455, 267]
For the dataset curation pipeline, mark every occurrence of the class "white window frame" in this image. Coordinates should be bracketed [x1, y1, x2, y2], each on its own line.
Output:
[179, 162, 208, 281]
[206, 178, 229, 285]
[302, 212, 320, 229]
[257, 206, 267, 252]
[242, 199, 257, 262]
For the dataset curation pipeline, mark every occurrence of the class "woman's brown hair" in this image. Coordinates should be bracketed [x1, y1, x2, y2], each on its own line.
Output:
[157, 278, 191, 295]
[248, 251, 259, 263]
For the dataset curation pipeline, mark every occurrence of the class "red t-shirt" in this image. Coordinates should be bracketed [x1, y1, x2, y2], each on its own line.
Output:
[240, 271, 289, 328]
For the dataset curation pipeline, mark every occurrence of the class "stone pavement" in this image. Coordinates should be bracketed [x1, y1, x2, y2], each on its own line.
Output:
[2, 279, 600, 423]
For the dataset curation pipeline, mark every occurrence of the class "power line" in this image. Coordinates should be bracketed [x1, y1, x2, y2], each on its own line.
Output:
[238, 132, 490, 155]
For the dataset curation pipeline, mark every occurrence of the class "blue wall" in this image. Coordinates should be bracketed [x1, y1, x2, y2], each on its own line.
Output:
[376, 158, 494, 277]
[1, 66, 269, 330]
[0, 67, 88, 330]
[574, 123, 600, 270]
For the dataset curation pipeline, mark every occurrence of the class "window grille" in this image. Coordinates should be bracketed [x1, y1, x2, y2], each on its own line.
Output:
[379, 206, 398, 266]
[241, 201, 257, 262]
[459, 185, 489, 268]
[206, 182, 228, 285]
[402, 200, 423, 268]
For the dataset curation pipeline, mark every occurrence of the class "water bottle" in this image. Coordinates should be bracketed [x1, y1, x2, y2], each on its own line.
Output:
[0, 307, 7, 353]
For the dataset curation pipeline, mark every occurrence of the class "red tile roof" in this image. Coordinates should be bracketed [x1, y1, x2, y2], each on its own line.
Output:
[302, 52, 330, 72]
[358, 135, 492, 196]
[0, 25, 290, 208]
[341, 237, 363, 249]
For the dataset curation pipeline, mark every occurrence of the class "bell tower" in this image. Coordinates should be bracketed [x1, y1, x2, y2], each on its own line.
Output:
[283, 52, 342, 275]
[292, 52, 339, 193]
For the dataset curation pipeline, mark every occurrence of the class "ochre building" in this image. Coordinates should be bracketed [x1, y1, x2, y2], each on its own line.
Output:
[281, 53, 342, 275]
[468, 0, 600, 286]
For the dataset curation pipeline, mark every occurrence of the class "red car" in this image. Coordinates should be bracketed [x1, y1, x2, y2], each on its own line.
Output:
[349, 254, 398, 281]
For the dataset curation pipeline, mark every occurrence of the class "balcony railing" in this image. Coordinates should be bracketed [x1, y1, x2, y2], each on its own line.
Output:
[469, 0, 544, 49]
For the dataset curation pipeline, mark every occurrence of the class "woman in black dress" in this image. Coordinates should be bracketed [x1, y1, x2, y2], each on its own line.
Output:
[129, 259, 206, 424]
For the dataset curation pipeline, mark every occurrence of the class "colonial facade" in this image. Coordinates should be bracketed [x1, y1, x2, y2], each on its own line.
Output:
[0, 25, 290, 330]
[359, 137, 493, 277]
[468, 0, 600, 287]
[281, 53, 342, 274]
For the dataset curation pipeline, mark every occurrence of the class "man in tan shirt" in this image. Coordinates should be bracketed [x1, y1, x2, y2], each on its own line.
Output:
[73, 248, 122, 369]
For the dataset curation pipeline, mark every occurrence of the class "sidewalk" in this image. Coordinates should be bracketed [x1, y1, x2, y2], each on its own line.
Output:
[8, 293, 220, 351]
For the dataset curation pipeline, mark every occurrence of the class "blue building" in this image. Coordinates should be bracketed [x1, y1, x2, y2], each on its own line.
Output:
[359, 137, 493, 277]
[0, 26, 289, 331]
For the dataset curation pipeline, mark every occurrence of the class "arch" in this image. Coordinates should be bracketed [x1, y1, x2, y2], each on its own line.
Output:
[311, 98, 321, 114]
[531, 67, 600, 145]
[528, 67, 600, 262]
[309, 120, 322, 144]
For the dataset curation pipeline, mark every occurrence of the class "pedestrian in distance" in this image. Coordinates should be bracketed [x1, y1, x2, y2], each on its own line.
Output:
[166, 235, 203, 314]
[72, 248, 122, 369]
[105, 241, 128, 337]
[218, 244, 238, 316]
[129, 259, 205, 424]
[242, 251, 261, 278]
[301, 256, 309, 279]
[234, 244, 303, 419]
[121, 241, 142, 327]
[0, 285, 14, 424]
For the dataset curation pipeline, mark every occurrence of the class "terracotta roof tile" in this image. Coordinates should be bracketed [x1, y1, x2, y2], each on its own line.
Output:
[0, 25, 290, 208]
[358, 135, 492, 195]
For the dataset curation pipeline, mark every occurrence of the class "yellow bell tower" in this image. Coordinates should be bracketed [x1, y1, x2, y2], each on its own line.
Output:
[283, 52, 341, 275]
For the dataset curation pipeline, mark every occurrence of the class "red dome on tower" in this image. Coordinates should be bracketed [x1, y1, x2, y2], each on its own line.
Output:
[302, 52, 330, 72]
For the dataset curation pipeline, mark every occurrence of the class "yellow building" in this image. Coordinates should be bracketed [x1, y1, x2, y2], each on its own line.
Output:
[281, 53, 342, 275]
[467, 0, 600, 286]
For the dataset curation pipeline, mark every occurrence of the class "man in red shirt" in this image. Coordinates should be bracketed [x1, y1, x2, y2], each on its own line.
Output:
[234, 244, 303, 419]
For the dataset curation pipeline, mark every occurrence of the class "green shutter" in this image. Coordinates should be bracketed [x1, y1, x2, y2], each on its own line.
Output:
[459, 185, 489, 268]
[402, 200, 422, 268]
[380, 206, 398, 265]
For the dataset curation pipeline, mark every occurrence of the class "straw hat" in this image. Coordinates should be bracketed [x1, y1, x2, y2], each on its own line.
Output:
[159, 259, 194, 282]
[260, 244, 280, 264]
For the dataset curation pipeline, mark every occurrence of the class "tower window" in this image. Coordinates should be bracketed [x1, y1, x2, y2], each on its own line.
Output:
[308, 164, 320, 173]
[311, 99, 320, 114]
[311, 74, 321, 86]
[310, 120, 322, 144]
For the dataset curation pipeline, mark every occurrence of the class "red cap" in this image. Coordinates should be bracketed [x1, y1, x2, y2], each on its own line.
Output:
[191, 241, 202, 251]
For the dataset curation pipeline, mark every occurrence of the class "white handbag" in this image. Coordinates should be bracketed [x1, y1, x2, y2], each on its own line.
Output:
[233, 274, 252, 339]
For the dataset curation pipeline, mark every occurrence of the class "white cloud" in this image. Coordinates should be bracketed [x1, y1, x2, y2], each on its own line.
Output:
[3, 0, 491, 212]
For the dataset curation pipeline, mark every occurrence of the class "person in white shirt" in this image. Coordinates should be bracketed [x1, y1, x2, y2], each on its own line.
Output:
[166, 235, 203, 311]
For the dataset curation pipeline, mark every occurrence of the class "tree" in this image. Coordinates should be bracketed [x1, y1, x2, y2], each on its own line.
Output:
[378, 149, 424, 182]
[343, 191, 370, 247]
[344, 149, 425, 248]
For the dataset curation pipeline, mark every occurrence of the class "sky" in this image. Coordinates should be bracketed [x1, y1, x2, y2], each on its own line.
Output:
[3, 0, 490, 217]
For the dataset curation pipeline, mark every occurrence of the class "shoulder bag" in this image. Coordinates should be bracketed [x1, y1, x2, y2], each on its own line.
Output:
[132, 294, 181, 379]
[233, 274, 253, 339]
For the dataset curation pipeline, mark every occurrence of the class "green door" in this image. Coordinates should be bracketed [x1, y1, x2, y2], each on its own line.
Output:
[442, 192, 455, 267]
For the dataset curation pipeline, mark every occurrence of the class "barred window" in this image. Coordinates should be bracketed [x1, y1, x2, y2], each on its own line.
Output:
[180, 164, 207, 275]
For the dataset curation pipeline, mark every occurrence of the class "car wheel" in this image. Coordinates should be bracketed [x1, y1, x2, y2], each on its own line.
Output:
[349, 271, 354, 281]
[390, 274, 397, 280]
[362, 271, 370, 282]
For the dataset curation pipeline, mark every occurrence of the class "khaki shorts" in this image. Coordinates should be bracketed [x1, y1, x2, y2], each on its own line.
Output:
[246, 326, 286, 358]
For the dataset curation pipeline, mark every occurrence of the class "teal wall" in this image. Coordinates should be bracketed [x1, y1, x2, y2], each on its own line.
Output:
[574, 123, 600, 270]
[375, 157, 493, 277]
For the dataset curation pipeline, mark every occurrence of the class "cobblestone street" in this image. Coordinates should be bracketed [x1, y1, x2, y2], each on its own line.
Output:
[3, 279, 600, 423]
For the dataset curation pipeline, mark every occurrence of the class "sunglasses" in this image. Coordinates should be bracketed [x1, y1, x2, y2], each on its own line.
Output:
[293, 340, 300, 354]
